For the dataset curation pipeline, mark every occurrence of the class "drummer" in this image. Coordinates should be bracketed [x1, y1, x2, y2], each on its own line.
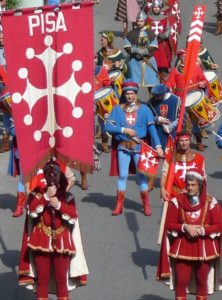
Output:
[96, 31, 130, 78]
[96, 31, 130, 98]
[94, 54, 114, 152]
[166, 49, 208, 151]
[198, 40, 219, 71]
[96, 31, 129, 152]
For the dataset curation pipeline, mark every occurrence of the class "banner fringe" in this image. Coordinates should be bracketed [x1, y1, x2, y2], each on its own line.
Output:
[23, 149, 93, 184]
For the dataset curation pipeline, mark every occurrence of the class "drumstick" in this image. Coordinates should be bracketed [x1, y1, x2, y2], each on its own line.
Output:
[209, 130, 222, 140]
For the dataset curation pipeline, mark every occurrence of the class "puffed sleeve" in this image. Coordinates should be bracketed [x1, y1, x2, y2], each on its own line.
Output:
[59, 193, 78, 225]
[28, 192, 48, 218]
[166, 198, 184, 233]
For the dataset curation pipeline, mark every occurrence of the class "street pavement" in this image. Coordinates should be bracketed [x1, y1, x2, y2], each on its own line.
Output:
[0, 0, 222, 299]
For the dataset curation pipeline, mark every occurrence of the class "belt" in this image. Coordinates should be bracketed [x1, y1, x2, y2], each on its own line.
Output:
[37, 220, 66, 239]
[119, 140, 139, 149]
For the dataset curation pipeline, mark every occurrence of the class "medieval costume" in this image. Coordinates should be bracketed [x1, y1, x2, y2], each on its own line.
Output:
[215, 0, 222, 35]
[162, 149, 205, 198]
[7, 124, 27, 217]
[96, 31, 129, 152]
[0, 64, 11, 153]
[105, 80, 163, 216]
[124, 10, 159, 88]
[166, 49, 209, 151]
[148, 83, 181, 150]
[18, 161, 88, 300]
[165, 172, 221, 300]
[146, 0, 173, 81]
[215, 122, 222, 149]
[96, 31, 129, 79]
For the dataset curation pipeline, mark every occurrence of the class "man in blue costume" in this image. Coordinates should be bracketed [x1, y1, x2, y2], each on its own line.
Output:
[105, 79, 164, 216]
[148, 83, 181, 150]
[147, 83, 181, 191]
[124, 10, 160, 90]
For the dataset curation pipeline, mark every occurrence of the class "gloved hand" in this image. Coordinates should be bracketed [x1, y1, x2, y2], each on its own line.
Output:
[157, 116, 170, 125]
[168, 119, 178, 132]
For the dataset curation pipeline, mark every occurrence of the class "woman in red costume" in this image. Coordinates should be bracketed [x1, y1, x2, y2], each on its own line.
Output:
[166, 171, 221, 300]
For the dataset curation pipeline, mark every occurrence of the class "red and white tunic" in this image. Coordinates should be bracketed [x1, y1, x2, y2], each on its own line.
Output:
[166, 194, 221, 260]
[163, 150, 205, 197]
[27, 191, 77, 254]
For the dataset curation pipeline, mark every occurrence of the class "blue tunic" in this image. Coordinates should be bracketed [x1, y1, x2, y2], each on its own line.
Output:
[105, 103, 161, 150]
[216, 123, 222, 149]
[148, 92, 181, 150]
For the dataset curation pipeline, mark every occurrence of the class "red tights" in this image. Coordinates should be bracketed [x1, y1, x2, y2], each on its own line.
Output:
[175, 260, 210, 298]
[34, 251, 70, 299]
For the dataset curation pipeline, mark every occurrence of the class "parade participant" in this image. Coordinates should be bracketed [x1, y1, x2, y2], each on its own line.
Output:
[146, 0, 173, 82]
[166, 49, 208, 151]
[114, 0, 140, 38]
[96, 31, 129, 78]
[160, 130, 205, 201]
[18, 160, 89, 300]
[148, 83, 181, 150]
[166, 171, 221, 300]
[215, 122, 222, 149]
[96, 31, 129, 152]
[124, 10, 160, 90]
[214, 0, 222, 35]
[8, 123, 27, 217]
[147, 83, 181, 191]
[105, 79, 164, 216]
[198, 40, 218, 71]
[0, 30, 11, 153]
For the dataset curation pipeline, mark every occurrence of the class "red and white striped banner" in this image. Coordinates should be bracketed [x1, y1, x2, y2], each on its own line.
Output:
[184, 5, 206, 84]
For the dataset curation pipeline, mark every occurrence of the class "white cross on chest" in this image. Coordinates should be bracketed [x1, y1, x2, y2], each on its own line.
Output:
[194, 7, 204, 19]
[152, 20, 164, 35]
[126, 114, 136, 124]
[175, 162, 196, 179]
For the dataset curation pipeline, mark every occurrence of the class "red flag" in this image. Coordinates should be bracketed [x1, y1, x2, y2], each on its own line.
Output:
[168, 14, 179, 55]
[164, 134, 175, 162]
[137, 142, 159, 177]
[169, 0, 182, 35]
[2, 3, 94, 180]
[177, 4, 206, 132]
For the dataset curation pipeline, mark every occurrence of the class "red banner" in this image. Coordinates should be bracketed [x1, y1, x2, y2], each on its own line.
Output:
[2, 3, 94, 179]
[137, 142, 159, 177]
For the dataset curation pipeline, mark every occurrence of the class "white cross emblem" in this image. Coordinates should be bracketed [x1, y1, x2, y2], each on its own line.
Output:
[126, 114, 136, 124]
[152, 21, 164, 35]
[175, 162, 196, 179]
[193, 7, 204, 20]
[140, 151, 158, 170]
[187, 210, 201, 221]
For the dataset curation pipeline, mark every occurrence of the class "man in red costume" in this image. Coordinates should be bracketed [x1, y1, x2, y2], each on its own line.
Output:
[166, 171, 221, 300]
[166, 49, 208, 151]
[146, 0, 173, 82]
[18, 160, 88, 300]
[160, 130, 205, 201]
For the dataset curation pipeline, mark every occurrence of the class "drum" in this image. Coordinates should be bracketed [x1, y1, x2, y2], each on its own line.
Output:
[108, 70, 125, 98]
[185, 90, 220, 128]
[204, 70, 222, 105]
[95, 87, 119, 119]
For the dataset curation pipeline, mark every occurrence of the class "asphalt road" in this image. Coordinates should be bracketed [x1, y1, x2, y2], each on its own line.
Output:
[0, 0, 222, 299]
